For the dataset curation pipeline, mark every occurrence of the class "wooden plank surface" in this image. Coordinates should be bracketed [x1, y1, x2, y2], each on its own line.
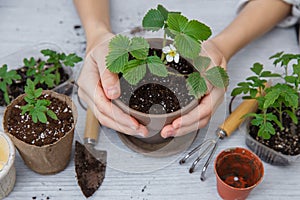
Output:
[0, 0, 299, 199]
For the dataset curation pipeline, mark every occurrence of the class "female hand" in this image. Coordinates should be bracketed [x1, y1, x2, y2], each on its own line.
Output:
[77, 31, 148, 137]
[161, 39, 228, 138]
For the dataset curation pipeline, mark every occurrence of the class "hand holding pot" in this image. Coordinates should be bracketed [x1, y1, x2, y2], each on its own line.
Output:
[77, 32, 148, 137]
[161, 39, 227, 138]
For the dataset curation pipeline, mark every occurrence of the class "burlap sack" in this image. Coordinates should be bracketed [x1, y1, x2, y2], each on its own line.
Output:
[3, 90, 78, 175]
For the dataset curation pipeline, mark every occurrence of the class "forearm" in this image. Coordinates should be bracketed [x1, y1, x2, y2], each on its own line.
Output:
[73, 0, 111, 49]
[211, 0, 292, 62]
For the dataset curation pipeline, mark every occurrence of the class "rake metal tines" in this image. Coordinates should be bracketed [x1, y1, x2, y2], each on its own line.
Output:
[179, 129, 226, 181]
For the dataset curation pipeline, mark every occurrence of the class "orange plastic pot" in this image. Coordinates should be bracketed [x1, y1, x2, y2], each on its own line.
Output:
[214, 147, 264, 200]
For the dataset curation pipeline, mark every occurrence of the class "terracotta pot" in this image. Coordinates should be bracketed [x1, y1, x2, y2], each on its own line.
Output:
[214, 147, 264, 200]
[3, 90, 77, 174]
[0, 131, 16, 199]
[113, 38, 199, 144]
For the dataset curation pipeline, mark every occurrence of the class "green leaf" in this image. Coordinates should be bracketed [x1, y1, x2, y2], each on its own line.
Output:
[37, 111, 47, 123]
[4, 92, 10, 105]
[147, 56, 168, 77]
[205, 66, 229, 88]
[258, 122, 275, 139]
[142, 9, 165, 31]
[106, 35, 131, 73]
[285, 110, 298, 124]
[263, 88, 280, 108]
[193, 56, 211, 72]
[174, 34, 200, 59]
[63, 53, 83, 67]
[167, 13, 188, 33]
[34, 88, 43, 99]
[47, 109, 58, 120]
[157, 4, 169, 21]
[41, 49, 57, 56]
[260, 71, 281, 78]
[183, 20, 211, 41]
[251, 63, 263, 75]
[123, 60, 147, 85]
[129, 37, 149, 60]
[186, 72, 207, 98]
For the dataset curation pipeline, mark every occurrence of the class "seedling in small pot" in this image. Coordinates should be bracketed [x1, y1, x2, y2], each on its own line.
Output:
[0, 64, 21, 104]
[232, 52, 300, 140]
[20, 79, 58, 123]
[106, 4, 229, 99]
[24, 49, 83, 87]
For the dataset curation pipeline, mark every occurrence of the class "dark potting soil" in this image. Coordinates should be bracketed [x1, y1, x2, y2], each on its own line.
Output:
[6, 94, 74, 146]
[0, 64, 69, 107]
[75, 141, 106, 198]
[249, 108, 300, 156]
[119, 48, 195, 114]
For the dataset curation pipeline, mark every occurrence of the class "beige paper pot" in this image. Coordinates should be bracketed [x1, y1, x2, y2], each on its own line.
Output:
[3, 90, 77, 175]
[0, 131, 16, 199]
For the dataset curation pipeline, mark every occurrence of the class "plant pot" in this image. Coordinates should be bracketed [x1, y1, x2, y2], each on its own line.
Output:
[2, 90, 77, 174]
[0, 42, 75, 114]
[0, 131, 16, 199]
[241, 121, 300, 165]
[214, 147, 264, 200]
[113, 38, 199, 144]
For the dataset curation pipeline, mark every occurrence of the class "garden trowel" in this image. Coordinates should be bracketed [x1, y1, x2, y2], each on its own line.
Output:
[75, 108, 107, 198]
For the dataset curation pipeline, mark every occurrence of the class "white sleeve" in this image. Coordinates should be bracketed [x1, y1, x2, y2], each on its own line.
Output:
[237, 0, 300, 27]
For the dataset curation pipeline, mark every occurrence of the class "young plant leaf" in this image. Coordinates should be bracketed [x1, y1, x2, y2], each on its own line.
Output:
[106, 35, 131, 73]
[147, 56, 168, 77]
[129, 37, 149, 60]
[174, 34, 200, 59]
[123, 60, 147, 85]
[193, 56, 211, 72]
[205, 66, 229, 88]
[142, 9, 165, 31]
[183, 20, 211, 41]
[47, 109, 58, 120]
[167, 13, 188, 34]
[186, 72, 207, 98]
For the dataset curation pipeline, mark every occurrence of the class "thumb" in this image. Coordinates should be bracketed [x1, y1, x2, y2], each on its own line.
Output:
[101, 69, 121, 99]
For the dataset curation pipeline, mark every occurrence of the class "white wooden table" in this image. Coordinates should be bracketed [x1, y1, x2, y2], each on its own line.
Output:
[0, 0, 299, 199]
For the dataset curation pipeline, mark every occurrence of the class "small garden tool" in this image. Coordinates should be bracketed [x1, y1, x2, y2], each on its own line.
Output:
[179, 98, 258, 181]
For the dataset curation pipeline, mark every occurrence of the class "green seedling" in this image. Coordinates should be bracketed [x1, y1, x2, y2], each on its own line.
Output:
[106, 4, 229, 99]
[231, 52, 300, 139]
[0, 64, 21, 104]
[24, 49, 82, 87]
[21, 79, 58, 123]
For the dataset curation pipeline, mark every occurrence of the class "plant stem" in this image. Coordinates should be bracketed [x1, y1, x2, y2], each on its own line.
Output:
[167, 71, 185, 77]
[161, 31, 167, 61]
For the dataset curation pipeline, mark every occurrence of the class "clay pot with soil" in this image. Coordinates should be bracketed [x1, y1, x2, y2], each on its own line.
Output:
[2, 80, 77, 174]
[214, 147, 264, 200]
[0, 131, 16, 199]
[106, 4, 229, 147]
[0, 43, 82, 114]
[231, 52, 300, 165]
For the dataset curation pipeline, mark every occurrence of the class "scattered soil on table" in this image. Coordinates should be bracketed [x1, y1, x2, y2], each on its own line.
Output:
[119, 48, 195, 114]
[75, 141, 106, 198]
[6, 94, 74, 146]
[0, 63, 70, 107]
[249, 107, 300, 156]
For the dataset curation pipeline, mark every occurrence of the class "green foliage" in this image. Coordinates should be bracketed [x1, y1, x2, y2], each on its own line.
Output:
[0, 64, 21, 104]
[232, 52, 300, 139]
[24, 49, 82, 87]
[21, 79, 58, 123]
[106, 4, 228, 99]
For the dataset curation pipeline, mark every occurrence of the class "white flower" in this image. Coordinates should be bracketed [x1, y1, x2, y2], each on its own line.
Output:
[162, 44, 180, 63]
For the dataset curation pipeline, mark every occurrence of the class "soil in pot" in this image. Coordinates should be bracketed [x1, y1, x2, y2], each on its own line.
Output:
[0, 62, 70, 107]
[5, 93, 74, 146]
[249, 107, 300, 156]
[119, 48, 195, 115]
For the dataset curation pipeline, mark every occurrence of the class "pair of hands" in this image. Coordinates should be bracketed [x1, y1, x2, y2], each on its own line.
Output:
[77, 32, 227, 138]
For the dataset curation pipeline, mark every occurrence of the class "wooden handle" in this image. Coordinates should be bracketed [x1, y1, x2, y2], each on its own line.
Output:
[84, 108, 100, 141]
[219, 99, 258, 137]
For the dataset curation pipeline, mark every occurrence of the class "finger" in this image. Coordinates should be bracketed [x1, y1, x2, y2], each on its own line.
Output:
[90, 38, 121, 100]
[79, 87, 148, 137]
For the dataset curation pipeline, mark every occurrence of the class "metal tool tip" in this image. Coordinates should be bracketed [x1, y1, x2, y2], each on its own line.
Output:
[189, 168, 194, 173]
[179, 160, 185, 165]
[200, 176, 206, 181]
